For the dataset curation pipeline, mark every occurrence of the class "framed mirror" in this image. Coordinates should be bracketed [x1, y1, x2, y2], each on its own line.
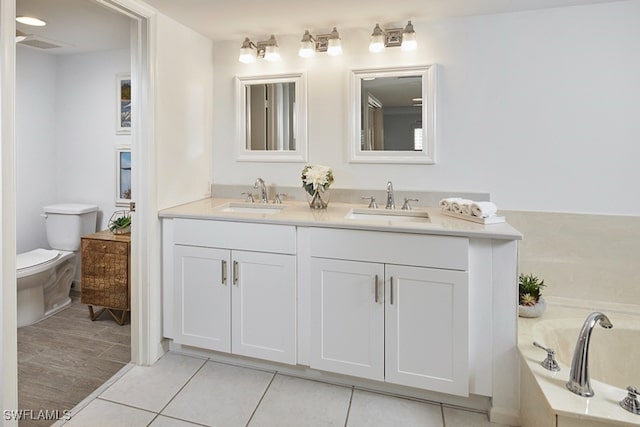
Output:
[236, 73, 307, 162]
[349, 65, 436, 164]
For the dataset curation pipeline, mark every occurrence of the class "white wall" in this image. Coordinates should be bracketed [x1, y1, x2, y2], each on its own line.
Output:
[155, 14, 214, 209]
[16, 47, 130, 253]
[55, 49, 131, 231]
[16, 47, 57, 253]
[211, 1, 640, 216]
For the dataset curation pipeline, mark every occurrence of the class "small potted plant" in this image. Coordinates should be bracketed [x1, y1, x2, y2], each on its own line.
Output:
[108, 210, 132, 235]
[518, 273, 547, 318]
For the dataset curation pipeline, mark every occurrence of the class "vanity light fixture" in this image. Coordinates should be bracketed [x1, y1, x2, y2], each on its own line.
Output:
[16, 16, 47, 26]
[369, 24, 385, 53]
[239, 37, 258, 63]
[238, 34, 281, 63]
[298, 27, 343, 58]
[326, 27, 343, 56]
[299, 30, 315, 58]
[401, 21, 417, 51]
[263, 35, 281, 61]
[369, 20, 417, 53]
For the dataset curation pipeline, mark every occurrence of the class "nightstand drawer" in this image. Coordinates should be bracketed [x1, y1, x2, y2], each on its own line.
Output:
[82, 239, 128, 255]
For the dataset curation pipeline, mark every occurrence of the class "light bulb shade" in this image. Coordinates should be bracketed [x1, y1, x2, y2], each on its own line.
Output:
[401, 20, 417, 51]
[401, 35, 417, 51]
[327, 38, 342, 56]
[239, 48, 257, 63]
[264, 45, 281, 61]
[299, 30, 315, 58]
[327, 27, 342, 56]
[299, 40, 315, 58]
[369, 37, 385, 53]
[238, 37, 257, 63]
[369, 24, 385, 53]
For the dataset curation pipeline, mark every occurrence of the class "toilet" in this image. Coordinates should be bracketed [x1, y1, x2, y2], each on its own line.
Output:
[17, 203, 98, 327]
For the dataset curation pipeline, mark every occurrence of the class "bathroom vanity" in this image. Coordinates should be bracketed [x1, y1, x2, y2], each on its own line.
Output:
[159, 198, 522, 424]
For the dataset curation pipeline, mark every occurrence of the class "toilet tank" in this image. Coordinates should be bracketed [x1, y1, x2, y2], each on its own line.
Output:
[43, 204, 99, 251]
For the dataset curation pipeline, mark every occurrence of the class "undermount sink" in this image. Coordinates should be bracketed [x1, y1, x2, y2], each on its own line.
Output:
[345, 208, 430, 223]
[217, 202, 287, 215]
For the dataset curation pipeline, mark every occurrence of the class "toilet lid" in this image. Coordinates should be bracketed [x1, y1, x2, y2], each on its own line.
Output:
[17, 249, 61, 271]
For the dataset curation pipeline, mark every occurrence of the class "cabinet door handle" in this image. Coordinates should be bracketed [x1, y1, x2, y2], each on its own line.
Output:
[221, 260, 227, 285]
[374, 275, 379, 303]
[232, 260, 239, 286]
[390, 276, 394, 305]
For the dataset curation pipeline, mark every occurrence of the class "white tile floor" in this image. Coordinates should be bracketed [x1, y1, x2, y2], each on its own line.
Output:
[58, 353, 510, 427]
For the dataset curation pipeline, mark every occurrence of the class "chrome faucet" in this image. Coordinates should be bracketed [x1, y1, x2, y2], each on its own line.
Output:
[566, 312, 612, 397]
[385, 181, 395, 209]
[254, 178, 268, 203]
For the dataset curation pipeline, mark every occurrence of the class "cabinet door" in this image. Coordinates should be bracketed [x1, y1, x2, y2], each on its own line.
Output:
[385, 265, 469, 396]
[310, 258, 384, 381]
[173, 245, 231, 352]
[231, 251, 296, 365]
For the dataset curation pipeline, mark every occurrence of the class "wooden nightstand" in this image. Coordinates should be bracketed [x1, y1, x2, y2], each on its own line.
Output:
[80, 230, 130, 325]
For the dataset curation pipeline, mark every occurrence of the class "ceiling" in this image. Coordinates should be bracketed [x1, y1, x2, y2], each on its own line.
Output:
[16, 0, 130, 55]
[15, 0, 623, 54]
[142, 0, 622, 41]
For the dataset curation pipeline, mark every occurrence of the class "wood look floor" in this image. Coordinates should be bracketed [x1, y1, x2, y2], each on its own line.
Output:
[17, 295, 131, 427]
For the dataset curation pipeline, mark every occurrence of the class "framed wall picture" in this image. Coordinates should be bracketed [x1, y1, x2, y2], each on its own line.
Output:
[116, 73, 131, 134]
[116, 147, 132, 206]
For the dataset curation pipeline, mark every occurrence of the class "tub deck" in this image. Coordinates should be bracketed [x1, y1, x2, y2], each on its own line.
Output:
[518, 297, 640, 427]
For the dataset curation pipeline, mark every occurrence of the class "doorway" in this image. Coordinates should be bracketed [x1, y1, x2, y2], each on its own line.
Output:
[2, 0, 158, 420]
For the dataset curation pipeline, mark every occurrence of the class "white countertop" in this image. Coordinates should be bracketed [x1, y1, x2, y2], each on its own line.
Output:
[158, 198, 523, 241]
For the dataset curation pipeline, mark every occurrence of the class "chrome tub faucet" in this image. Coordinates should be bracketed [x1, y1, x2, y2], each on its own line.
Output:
[566, 312, 612, 397]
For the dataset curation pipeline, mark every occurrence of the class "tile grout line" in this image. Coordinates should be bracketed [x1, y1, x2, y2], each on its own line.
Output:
[343, 386, 355, 427]
[153, 357, 210, 417]
[50, 363, 136, 426]
[93, 397, 159, 416]
[150, 413, 211, 427]
[244, 371, 277, 427]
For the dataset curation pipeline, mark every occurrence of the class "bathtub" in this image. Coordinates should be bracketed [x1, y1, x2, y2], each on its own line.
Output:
[518, 299, 640, 427]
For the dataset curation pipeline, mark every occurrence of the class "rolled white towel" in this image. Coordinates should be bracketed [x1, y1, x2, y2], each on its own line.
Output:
[439, 197, 463, 211]
[461, 202, 472, 216]
[471, 201, 498, 218]
[451, 199, 472, 214]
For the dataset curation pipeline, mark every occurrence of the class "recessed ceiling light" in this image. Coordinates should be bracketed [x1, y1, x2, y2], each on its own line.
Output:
[16, 16, 47, 27]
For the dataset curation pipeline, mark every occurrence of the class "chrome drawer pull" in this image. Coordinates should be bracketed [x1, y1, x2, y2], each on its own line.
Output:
[374, 275, 379, 303]
[233, 261, 238, 286]
[221, 260, 227, 285]
[390, 277, 394, 305]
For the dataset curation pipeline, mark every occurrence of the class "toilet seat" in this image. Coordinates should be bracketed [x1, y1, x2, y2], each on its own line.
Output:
[16, 249, 64, 279]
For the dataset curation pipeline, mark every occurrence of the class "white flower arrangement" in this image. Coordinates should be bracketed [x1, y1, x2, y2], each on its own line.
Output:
[301, 164, 334, 196]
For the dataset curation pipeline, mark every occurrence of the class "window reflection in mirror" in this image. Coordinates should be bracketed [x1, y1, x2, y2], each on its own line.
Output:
[361, 76, 422, 152]
[350, 65, 436, 164]
[246, 82, 296, 151]
[236, 73, 308, 162]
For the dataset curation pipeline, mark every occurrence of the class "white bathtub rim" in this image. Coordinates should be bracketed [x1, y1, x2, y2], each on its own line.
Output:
[518, 300, 640, 426]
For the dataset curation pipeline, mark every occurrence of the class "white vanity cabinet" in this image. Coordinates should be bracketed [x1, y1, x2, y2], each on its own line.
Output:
[171, 219, 296, 365]
[174, 245, 230, 352]
[308, 228, 469, 396]
[161, 200, 522, 425]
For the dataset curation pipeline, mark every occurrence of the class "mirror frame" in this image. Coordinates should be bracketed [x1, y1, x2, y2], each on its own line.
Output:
[349, 65, 437, 164]
[235, 72, 308, 162]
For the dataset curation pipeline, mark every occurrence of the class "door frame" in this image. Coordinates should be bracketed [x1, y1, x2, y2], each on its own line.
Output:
[1, 0, 161, 418]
